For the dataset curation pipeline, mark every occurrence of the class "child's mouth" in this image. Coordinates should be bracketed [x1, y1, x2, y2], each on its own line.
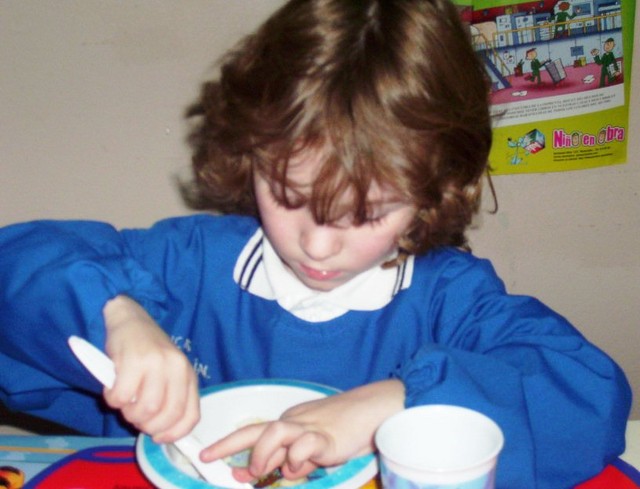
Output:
[299, 264, 341, 281]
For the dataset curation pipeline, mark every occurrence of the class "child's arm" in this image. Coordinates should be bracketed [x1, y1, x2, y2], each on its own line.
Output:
[200, 379, 405, 481]
[0, 219, 200, 436]
[102, 295, 200, 443]
[391, 252, 632, 488]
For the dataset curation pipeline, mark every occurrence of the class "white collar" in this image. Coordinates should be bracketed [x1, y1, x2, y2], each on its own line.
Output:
[233, 228, 413, 322]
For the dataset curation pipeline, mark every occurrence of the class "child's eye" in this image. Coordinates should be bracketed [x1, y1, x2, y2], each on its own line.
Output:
[268, 182, 307, 209]
[363, 215, 386, 226]
[330, 214, 384, 229]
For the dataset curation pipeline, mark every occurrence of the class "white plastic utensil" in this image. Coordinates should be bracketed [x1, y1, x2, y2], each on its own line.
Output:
[68, 335, 251, 489]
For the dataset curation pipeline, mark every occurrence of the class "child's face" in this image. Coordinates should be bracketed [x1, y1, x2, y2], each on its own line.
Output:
[254, 152, 416, 292]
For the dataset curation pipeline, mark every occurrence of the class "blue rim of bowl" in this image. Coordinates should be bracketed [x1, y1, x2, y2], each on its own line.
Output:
[136, 379, 378, 489]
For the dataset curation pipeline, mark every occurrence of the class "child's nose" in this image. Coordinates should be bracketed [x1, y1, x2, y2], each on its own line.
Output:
[299, 224, 342, 261]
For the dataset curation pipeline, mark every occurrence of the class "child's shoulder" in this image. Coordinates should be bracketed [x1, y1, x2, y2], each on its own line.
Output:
[416, 246, 488, 266]
[412, 247, 500, 284]
[123, 214, 260, 251]
[187, 213, 258, 231]
[150, 213, 259, 236]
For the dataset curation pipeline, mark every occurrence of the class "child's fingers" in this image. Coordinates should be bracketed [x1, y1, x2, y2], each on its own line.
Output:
[254, 430, 324, 480]
[176, 374, 202, 434]
[152, 375, 201, 443]
[283, 431, 328, 474]
[202, 420, 329, 480]
[247, 422, 299, 466]
[230, 466, 255, 483]
[281, 459, 318, 481]
[248, 421, 313, 476]
[255, 446, 288, 479]
[137, 368, 197, 438]
[201, 422, 268, 462]
[119, 371, 166, 429]
[103, 370, 142, 409]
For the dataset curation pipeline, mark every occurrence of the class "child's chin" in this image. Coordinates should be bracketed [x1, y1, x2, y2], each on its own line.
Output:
[301, 278, 341, 292]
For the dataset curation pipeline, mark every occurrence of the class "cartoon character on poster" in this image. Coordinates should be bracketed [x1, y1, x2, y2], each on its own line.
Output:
[524, 48, 552, 86]
[591, 38, 621, 87]
[525, 48, 543, 85]
[551, 1, 580, 38]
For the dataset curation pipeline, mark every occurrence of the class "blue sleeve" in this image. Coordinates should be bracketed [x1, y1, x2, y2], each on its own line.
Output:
[395, 253, 632, 489]
[0, 220, 168, 416]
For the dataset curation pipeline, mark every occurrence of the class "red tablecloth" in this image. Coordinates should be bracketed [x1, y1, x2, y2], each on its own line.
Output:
[12, 445, 640, 489]
[577, 458, 640, 488]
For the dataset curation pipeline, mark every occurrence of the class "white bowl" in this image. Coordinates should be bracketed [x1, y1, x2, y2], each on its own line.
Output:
[136, 379, 378, 489]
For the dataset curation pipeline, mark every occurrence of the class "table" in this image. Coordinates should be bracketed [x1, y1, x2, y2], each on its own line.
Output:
[1, 420, 639, 486]
[3, 419, 638, 457]
[623, 420, 640, 468]
[2, 420, 640, 455]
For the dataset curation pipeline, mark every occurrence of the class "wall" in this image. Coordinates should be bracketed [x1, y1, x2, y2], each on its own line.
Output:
[1, 1, 639, 418]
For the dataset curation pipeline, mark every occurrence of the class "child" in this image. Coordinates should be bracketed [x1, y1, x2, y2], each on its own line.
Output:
[0, 0, 631, 488]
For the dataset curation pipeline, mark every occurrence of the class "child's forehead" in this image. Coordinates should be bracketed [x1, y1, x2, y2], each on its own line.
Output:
[282, 148, 402, 203]
[284, 148, 326, 185]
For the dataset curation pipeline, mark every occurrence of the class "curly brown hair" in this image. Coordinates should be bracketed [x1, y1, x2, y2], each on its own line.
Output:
[185, 0, 492, 257]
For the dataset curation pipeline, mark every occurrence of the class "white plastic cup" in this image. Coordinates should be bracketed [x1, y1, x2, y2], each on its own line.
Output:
[375, 405, 504, 489]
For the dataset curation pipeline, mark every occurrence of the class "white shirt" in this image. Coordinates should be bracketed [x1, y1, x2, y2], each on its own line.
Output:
[233, 228, 413, 322]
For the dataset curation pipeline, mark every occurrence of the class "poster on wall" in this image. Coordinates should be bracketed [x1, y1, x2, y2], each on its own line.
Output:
[455, 0, 635, 174]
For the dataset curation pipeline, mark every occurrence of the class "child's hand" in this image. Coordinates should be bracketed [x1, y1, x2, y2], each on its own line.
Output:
[102, 295, 200, 444]
[200, 379, 405, 482]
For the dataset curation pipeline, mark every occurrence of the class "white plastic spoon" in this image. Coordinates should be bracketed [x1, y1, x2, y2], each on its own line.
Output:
[68, 335, 252, 489]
